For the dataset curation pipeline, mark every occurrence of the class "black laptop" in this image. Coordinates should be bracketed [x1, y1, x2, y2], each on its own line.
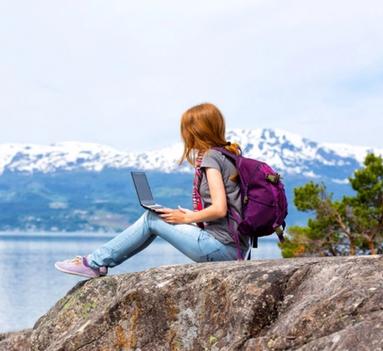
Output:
[131, 171, 165, 211]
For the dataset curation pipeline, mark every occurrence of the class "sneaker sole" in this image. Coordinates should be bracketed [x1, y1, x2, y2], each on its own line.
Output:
[54, 263, 99, 279]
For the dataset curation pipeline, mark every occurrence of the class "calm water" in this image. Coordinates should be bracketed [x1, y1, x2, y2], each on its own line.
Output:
[0, 232, 281, 333]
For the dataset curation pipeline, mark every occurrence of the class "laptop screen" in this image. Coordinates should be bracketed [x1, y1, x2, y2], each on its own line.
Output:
[131, 172, 154, 204]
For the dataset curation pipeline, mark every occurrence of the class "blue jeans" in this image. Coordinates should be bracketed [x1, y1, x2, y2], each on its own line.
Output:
[87, 210, 241, 268]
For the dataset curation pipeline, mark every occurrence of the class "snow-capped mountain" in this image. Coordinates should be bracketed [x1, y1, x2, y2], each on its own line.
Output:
[2, 128, 381, 232]
[1, 128, 381, 182]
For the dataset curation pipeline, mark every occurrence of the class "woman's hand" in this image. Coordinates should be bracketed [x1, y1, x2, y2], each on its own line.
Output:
[155, 206, 193, 224]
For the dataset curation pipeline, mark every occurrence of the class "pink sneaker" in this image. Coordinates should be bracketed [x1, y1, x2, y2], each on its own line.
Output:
[54, 255, 108, 278]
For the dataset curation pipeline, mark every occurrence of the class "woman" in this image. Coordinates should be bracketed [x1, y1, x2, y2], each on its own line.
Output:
[55, 103, 252, 278]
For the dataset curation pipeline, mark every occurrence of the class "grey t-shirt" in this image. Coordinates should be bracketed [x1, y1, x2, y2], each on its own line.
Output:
[199, 148, 250, 252]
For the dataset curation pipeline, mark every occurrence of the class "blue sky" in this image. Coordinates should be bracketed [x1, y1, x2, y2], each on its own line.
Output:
[0, 0, 382, 152]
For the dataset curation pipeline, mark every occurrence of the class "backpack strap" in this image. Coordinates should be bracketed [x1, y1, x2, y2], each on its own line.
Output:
[227, 207, 244, 260]
[212, 146, 246, 261]
[192, 151, 205, 229]
[245, 237, 253, 260]
[227, 209, 253, 261]
[211, 146, 240, 164]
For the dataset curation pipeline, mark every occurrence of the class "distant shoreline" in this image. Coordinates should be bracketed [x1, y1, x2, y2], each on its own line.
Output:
[0, 231, 117, 239]
[0, 231, 279, 242]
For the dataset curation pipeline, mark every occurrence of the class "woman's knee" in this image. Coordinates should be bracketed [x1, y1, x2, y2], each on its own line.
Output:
[141, 209, 162, 230]
[139, 209, 155, 223]
[126, 210, 157, 235]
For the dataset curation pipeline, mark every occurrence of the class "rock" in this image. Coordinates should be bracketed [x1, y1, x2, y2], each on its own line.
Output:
[4, 256, 383, 350]
[0, 329, 32, 351]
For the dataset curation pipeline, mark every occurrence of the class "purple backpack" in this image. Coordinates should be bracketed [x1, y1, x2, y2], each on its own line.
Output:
[212, 147, 288, 260]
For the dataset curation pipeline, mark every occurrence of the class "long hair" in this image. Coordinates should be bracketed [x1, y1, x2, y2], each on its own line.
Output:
[178, 103, 241, 169]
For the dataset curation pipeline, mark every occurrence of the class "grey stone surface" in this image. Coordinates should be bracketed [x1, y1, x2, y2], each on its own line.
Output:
[2, 255, 382, 350]
[0, 329, 32, 351]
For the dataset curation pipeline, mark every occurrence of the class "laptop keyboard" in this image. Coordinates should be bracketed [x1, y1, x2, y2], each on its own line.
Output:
[149, 204, 164, 209]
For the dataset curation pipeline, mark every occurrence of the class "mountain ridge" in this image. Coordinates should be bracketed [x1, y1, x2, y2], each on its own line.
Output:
[1, 128, 382, 182]
[1, 127, 375, 232]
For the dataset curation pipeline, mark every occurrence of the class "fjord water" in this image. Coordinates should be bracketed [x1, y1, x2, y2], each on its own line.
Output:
[0, 233, 281, 333]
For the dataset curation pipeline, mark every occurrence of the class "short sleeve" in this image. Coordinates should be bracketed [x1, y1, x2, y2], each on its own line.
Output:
[200, 149, 223, 172]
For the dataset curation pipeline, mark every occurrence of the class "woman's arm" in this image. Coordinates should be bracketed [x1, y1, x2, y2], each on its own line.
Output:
[158, 167, 228, 224]
[189, 167, 227, 222]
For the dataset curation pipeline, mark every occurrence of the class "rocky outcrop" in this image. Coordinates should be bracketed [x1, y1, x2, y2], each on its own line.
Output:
[0, 330, 31, 351]
[2, 255, 383, 351]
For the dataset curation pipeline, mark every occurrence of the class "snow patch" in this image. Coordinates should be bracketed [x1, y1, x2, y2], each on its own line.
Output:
[0, 128, 381, 178]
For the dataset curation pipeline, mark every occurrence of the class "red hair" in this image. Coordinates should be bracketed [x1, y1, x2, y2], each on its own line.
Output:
[179, 102, 241, 167]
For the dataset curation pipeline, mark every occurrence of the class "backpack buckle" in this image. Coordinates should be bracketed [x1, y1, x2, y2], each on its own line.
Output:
[266, 173, 281, 184]
[275, 225, 285, 242]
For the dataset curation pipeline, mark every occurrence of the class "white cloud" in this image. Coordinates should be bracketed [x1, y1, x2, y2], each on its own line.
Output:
[0, 0, 382, 151]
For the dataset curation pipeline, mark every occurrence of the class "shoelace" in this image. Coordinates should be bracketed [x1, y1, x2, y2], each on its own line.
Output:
[66, 255, 107, 274]
[69, 255, 83, 263]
